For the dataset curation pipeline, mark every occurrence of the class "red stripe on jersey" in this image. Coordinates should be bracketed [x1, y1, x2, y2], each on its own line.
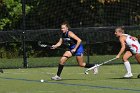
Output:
[132, 44, 138, 52]
[129, 36, 136, 41]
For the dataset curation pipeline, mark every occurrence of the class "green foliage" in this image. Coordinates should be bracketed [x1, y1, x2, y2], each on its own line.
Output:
[25, 0, 140, 29]
[0, 18, 11, 30]
[0, 0, 140, 30]
[0, 43, 22, 58]
[0, 0, 31, 30]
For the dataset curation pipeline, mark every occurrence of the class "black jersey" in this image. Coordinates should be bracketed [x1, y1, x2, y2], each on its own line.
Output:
[62, 31, 77, 46]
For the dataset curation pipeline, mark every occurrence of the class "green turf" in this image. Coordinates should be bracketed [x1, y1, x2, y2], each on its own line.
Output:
[0, 64, 140, 93]
[0, 55, 137, 68]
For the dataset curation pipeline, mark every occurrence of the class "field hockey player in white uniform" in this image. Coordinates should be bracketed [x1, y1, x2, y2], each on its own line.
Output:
[115, 27, 140, 78]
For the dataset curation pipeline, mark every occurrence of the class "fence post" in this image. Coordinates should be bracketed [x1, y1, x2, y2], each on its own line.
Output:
[22, 0, 28, 68]
[86, 36, 90, 64]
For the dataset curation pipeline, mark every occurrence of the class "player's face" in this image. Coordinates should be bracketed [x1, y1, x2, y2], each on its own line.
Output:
[61, 25, 68, 33]
[115, 29, 121, 37]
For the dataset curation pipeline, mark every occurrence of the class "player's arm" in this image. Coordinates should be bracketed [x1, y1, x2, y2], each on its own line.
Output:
[68, 31, 81, 53]
[52, 38, 63, 49]
[116, 36, 126, 58]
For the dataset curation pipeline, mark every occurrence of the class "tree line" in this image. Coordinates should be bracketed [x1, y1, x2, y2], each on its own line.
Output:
[0, 0, 140, 31]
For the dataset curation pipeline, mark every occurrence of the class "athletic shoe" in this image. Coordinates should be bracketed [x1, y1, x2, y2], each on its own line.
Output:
[0, 69, 3, 73]
[123, 73, 133, 78]
[51, 75, 62, 80]
[93, 64, 99, 74]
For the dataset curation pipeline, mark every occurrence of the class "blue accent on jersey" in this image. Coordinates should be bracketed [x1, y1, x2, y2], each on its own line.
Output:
[69, 44, 84, 56]
[62, 31, 84, 56]
[62, 31, 77, 46]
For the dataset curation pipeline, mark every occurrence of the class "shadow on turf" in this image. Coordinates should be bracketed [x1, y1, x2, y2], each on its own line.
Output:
[60, 78, 86, 81]
[109, 77, 140, 79]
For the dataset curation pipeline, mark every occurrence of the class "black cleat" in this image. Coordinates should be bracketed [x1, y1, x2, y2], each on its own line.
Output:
[137, 74, 140, 78]
[0, 69, 4, 73]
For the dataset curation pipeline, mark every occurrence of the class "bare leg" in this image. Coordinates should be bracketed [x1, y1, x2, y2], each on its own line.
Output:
[51, 51, 72, 80]
[123, 51, 133, 77]
[123, 51, 132, 62]
[76, 54, 95, 68]
[76, 54, 86, 67]
[76, 55, 98, 74]
[59, 51, 72, 65]
[57, 51, 72, 76]
[135, 53, 140, 64]
[135, 53, 140, 78]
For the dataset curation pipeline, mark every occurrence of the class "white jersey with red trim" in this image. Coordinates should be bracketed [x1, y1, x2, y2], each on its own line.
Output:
[123, 34, 140, 54]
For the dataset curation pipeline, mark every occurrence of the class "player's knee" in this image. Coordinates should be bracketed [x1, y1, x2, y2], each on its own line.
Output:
[122, 57, 128, 62]
[79, 63, 85, 67]
[60, 56, 69, 65]
[123, 59, 128, 62]
[60, 59, 65, 65]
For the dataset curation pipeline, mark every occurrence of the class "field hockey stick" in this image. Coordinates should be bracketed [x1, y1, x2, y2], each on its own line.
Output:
[84, 57, 117, 74]
[38, 41, 68, 51]
[38, 41, 53, 48]
[38, 41, 89, 55]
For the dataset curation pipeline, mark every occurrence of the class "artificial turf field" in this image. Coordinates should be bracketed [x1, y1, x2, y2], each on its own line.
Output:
[0, 64, 140, 93]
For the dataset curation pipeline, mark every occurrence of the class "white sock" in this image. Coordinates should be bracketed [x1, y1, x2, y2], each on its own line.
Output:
[124, 61, 132, 74]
